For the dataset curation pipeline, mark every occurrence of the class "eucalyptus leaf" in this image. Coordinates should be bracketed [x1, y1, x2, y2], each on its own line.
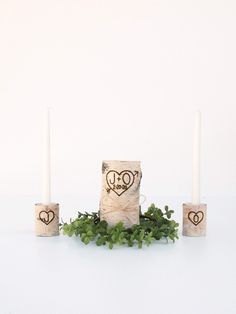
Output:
[61, 204, 179, 249]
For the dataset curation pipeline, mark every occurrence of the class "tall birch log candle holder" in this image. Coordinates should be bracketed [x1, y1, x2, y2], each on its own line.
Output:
[182, 111, 207, 237]
[100, 160, 142, 228]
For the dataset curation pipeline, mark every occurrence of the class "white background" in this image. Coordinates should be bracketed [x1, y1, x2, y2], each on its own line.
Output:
[0, 1, 236, 314]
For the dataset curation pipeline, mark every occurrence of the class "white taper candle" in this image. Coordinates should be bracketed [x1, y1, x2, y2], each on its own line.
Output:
[42, 107, 51, 205]
[192, 111, 201, 205]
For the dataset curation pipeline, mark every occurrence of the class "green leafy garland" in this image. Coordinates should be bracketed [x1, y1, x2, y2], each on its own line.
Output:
[61, 204, 179, 249]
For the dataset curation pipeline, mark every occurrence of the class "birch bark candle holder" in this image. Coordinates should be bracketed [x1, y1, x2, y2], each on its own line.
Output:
[182, 111, 207, 237]
[100, 160, 142, 228]
[182, 203, 207, 237]
[35, 108, 59, 237]
[35, 203, 59, 236]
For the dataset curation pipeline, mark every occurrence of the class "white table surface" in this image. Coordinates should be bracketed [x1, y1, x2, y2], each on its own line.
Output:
[0, 196, 235, 314]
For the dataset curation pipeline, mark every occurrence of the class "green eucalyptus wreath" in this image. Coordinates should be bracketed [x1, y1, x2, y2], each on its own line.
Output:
[61, 204, 179, 249]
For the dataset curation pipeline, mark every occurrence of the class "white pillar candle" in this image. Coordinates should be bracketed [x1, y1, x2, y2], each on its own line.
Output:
[42, 108, 51, 205]
[192, 111, 201, 205]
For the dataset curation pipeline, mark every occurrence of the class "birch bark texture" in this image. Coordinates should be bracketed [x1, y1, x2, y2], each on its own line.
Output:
[35, 203, 59, 236]
[182, 203, 207, 236]
[100, 160, 142, 228]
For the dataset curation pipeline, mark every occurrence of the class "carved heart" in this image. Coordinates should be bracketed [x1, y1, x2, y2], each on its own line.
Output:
[106, 170, 138, 196]
[188, 211, 204, 226]
[39, 210, 55, 225]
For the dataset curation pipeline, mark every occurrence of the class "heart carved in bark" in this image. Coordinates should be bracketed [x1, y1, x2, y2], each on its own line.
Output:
[39, 210, 55, 225]
[188, 211, 204, 226]
[106, 170, 138, 196]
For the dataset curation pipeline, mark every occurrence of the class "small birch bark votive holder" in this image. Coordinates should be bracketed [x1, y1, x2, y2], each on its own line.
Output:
[182, 203, 207, 237]
[35, 203, 59, 236]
